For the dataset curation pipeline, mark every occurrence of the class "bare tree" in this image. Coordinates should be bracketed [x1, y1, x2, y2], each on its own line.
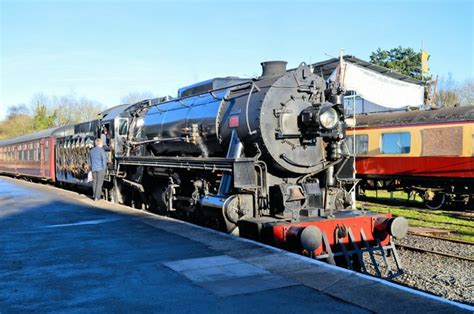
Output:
[436, 74, 460, 107]
[6, 104, 30, 117]
[457, 79, 474, 106]
[0, 92, 105, 139]
[52, 94, 104, 125]
[120, 91, 155, 105]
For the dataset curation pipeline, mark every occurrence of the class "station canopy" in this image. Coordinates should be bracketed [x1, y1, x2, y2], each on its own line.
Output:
[312, 56, 425, 110]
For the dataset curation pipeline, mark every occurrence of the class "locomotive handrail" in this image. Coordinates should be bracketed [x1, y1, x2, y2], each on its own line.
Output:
[116, 156, 257, 172]
[128, 137, 186, 146]
[245, 82, 261, 135]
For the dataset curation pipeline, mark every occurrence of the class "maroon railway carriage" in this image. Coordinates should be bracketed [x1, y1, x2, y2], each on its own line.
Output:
[0, 127, 59, 181]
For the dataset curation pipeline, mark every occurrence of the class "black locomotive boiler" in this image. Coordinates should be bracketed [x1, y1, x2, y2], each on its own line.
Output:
[119, 62, 348, 231]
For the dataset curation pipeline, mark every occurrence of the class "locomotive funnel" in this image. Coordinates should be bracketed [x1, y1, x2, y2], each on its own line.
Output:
[260, 61, 287, 78]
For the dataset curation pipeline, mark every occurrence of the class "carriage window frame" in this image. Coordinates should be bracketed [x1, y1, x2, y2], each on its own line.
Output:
[346, 134, 369, 155]
[381, 132, 411, 154]
[44, 140, 50, 162]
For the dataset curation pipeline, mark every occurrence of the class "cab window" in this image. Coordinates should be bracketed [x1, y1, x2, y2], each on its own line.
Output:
[118, 118, 128, 136]
[381, 132, 411, 154]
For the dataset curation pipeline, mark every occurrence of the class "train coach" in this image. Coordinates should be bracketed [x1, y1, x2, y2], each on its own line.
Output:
[0, 127, 57, 181]
[348, 105, 474, 209]
[0, 61, 409, 278]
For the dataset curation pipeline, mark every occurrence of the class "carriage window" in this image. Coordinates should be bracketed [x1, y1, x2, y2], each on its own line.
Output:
[346, 134, 368, 155]
[381, 132, 411, 154]
[45, 140, 50, 162]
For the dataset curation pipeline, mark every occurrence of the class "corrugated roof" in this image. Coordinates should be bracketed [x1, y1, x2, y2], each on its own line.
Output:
[355, 105, 474, 127]
[311, 55, 424, 86]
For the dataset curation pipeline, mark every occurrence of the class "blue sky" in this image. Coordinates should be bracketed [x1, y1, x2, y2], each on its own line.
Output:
[1, 0, 473, 119]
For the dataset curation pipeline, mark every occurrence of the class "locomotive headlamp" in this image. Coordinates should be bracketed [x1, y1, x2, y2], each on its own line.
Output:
[319, 107, 339, 129]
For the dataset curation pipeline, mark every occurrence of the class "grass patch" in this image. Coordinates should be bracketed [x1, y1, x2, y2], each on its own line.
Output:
[359, 201, 474, 243]
[362, 190, 423, 203]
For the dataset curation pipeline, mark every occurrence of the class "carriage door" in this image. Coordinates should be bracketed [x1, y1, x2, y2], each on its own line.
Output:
[39, 139, 44, 177]
[114, 117, 129, 157]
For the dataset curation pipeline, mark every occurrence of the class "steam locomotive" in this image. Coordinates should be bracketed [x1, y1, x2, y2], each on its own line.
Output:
[0, 61, 408, 277]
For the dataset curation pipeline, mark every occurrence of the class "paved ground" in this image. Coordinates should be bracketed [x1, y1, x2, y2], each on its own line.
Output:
[0, 177, 472, 313]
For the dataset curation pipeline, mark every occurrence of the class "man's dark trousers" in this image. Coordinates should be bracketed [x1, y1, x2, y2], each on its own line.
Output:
[92, 170, 105, 200]
[88, 145, 107, 200]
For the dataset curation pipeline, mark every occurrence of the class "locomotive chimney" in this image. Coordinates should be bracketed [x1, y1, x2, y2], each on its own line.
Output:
[260, 61, 287, 78]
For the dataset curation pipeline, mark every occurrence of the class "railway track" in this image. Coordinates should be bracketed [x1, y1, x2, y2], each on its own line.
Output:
[359, 196, 474, 217]
[396, 243, 474, 263]
[396, 232, 473, 304]
[407, 231, 474, 245]
[397, 232, 474, 263]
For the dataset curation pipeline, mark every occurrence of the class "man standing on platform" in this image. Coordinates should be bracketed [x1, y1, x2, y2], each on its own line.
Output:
[88, 138, 107, 201]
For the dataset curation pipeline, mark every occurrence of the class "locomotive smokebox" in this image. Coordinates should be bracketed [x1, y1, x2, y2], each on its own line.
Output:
[260, 61, 288, 78]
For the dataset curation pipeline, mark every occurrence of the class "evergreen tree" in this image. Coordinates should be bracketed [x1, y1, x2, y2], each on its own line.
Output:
[32, 103, 57, 131]
[370, 46, 427, 80]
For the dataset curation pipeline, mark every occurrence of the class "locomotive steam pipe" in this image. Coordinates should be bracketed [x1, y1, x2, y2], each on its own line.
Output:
[218, 130, 243, 196]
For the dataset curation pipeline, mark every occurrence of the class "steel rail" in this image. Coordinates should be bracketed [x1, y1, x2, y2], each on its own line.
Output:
[396, 244, 474, 262]
[407, 231, 474, 246]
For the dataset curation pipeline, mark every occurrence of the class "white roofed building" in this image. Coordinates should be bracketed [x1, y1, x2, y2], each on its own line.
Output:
[311, 56, 425, 115]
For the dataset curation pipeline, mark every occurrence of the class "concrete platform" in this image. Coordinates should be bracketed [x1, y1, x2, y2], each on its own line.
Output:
[0, 177, 472, 313]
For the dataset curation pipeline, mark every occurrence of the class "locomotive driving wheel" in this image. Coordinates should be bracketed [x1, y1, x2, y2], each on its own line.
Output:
[422, 190, 445, 210]
[149, 184, 170, 215]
